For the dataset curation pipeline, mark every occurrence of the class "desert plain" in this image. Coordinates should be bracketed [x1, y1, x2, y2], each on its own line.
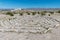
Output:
[0, 9, 60, 40]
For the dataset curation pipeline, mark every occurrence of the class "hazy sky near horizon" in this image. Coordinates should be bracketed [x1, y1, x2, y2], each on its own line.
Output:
[0, 0, 60, 8]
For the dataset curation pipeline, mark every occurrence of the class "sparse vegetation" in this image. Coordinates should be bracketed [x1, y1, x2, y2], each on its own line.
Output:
[6, 12, 14, 16]
[40, 11, 46, 16]
[26, 12, 30, 15]
[57, 10, 60, 13]
[48, 14, 50, 16]
[32, 12, 36, 15]
[38, 11, 40, 14]
[49, 11, 54, 14]
[43, 11, 47, 13]
[19, 13, 23, 16]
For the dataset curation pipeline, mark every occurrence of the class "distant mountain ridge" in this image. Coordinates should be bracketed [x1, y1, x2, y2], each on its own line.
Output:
[0, 8, 60, 11]
[0, 9, 14, 11]
[21, 8, 60, 10]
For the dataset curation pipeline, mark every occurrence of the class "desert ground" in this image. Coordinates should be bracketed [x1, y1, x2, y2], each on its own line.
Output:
[0, 10, 60, 40]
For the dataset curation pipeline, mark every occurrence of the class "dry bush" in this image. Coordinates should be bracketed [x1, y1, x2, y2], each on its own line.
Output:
[19, 13, 23, 16]
[26, 12, 30, 15]
[49, 11, 54, 14]
[6, 12, 14, 16]
[31, 12, 36, 15]
[57, 10, 60, 13]
[43, 11, 47, 13]
[38, 11, 40, 14]
[40, 11, 46, 16]
[48, 14, 50, 16]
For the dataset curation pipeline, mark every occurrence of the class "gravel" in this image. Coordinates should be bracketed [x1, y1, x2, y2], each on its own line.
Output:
[0, 14, 60, 40]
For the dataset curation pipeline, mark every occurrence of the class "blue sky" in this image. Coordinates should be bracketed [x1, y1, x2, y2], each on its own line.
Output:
[0, 0, 60, 8]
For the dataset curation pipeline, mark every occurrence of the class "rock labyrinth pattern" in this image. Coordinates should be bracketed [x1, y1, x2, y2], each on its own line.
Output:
[0, 15, 60, 34]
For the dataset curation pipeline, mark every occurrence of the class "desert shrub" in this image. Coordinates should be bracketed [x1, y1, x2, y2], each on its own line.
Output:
[40, 12, 46, 16]
[32, 12, 36, 15]
[48, 14, 50, 16]
[43, 11, 47, 13]
[26, 12, 30, 15]
[6, 12, 14, 16]
[57, 10, 60, 13]
[19, 13, 23, 16]
[38, 12, 40, 14]
[49, 11, 54, 14]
